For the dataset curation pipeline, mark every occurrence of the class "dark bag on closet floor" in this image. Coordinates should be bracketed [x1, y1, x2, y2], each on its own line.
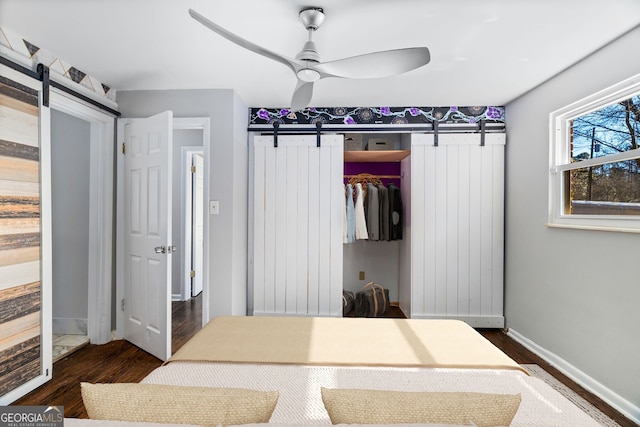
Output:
[342, 290, 355, 316]
[355, 282, 390, 317]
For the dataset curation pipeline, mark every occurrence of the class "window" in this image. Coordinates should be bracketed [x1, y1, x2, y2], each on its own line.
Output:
[549, 74, 640, 232]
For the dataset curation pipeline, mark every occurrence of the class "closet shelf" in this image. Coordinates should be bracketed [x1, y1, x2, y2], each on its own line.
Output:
[344, 150, 410, 162]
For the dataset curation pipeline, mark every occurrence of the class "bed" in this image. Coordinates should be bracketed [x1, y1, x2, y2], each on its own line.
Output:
[77, 316, 602, 426]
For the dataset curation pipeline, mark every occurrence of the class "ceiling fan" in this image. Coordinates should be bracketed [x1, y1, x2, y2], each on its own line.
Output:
[188, 7, 431, 112]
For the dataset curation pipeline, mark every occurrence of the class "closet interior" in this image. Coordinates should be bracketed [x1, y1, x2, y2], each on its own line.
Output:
[342, 133, 409, 308]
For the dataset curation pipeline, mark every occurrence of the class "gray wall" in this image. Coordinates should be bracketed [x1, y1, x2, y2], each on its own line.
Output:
[504, 26, 640, 414]
[343, 241, 400, 301]
[117, 89, 248, 318]
[51, 109, 90, 334]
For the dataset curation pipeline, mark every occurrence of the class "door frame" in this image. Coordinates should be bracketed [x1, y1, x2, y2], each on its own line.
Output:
[115, 117, 209, 339]
[180, 146, 204, 301]
[50, 89, 115, 345]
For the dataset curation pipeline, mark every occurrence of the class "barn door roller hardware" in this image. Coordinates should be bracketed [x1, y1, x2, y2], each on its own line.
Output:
[273, 122, 279, 147]
[37, 64, 49, 107]
[272, 120, 323, 148]
[315, 121, 322, 147]
[433, 121, 439, 147]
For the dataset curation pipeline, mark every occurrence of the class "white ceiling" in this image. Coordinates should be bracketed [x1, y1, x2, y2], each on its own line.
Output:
[1, 0, 639, 108]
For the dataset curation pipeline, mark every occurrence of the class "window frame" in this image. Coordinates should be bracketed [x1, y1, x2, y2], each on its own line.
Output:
[548, 73, 640, 233]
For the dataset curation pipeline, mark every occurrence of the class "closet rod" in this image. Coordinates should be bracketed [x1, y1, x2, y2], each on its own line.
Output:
[0, 56, 121, 117]
[344, 174, 400, 179]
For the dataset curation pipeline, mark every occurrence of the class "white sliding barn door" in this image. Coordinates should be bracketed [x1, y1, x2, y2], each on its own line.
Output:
[253, 134, 343, 316]
[410, 133, 505, 328]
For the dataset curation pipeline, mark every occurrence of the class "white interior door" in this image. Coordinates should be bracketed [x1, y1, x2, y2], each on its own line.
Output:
[192, 153, 204, 297]
[123, 111, 173, 361]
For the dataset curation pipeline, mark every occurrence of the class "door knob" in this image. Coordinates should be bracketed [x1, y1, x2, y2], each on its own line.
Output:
[154, 245, 166, 254]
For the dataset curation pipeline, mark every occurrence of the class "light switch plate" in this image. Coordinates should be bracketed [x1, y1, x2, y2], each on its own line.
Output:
[209, 200, 219, 215]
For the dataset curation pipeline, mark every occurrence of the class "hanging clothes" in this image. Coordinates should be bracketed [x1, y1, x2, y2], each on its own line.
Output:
[377, 183, 389, 241]
[388, 183, 403, 240]
[345, 183, 356, 243]
[343, 185, 348, 244]
[366, 183, 380, 241]
[354, 183, 368, 240]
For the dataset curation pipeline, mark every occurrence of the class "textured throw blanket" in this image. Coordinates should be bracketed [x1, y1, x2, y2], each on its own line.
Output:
[168, 316, 527, 374]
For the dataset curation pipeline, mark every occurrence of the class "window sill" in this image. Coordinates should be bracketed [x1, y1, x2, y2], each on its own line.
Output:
[545, 222, 640, 234]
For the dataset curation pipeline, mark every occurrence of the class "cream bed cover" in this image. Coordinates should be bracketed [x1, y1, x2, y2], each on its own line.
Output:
[167, 316, 527, 373]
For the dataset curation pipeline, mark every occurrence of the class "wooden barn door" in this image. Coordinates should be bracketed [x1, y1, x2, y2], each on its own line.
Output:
[252, 134, 343, 316]
[409, 133, 505, 327]
[0, 70, 52, 403]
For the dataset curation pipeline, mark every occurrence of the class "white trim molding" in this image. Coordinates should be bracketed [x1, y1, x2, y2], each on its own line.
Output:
[411, 315, 504, 329]
[548, 73, 640, 232]
[508, 328, 640, 425]
[173, 118, 210, 324]
[50, 89, 116, 345]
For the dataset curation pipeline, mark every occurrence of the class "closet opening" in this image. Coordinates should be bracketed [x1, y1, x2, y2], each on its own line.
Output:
[173, 131, 204, 302]
[342, 133, 411, 318]
[50, 110, 91, 361]
[49, 92, 116, 360]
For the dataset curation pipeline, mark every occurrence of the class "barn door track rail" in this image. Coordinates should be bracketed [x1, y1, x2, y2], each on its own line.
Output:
[0, 56, 120, 116]
[254, 118, 497, 148]
[270, 121, 324, 148]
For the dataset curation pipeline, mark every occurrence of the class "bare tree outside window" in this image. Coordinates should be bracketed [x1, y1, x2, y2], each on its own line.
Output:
[567, 95, 640, 215]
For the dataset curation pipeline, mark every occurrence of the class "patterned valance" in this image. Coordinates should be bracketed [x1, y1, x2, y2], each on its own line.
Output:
[249, 106, 505, 127]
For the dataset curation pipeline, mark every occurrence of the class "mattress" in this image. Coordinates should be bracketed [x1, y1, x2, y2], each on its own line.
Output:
[142, 361, 601, 426]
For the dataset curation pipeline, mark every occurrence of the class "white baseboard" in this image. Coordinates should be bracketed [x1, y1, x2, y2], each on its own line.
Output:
[252, 311, 340, 318]
[508, 328, 640, 425]
[411, 314, 504, 329]
[52, 317, 87, 335]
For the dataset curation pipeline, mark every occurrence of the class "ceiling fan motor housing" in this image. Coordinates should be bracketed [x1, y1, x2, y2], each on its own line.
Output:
[299, 7, 325, 30]
[296, 40, 321, 62]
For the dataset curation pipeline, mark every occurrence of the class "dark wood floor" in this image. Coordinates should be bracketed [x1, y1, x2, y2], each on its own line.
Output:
[14, 298, 636, 426]
[14, 294, 203, 418]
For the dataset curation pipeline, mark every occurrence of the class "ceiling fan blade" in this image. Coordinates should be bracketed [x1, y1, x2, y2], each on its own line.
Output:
[315, 47, 430, 79]
[290, 80, 314, 112]
[189, 8, 299, 73]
